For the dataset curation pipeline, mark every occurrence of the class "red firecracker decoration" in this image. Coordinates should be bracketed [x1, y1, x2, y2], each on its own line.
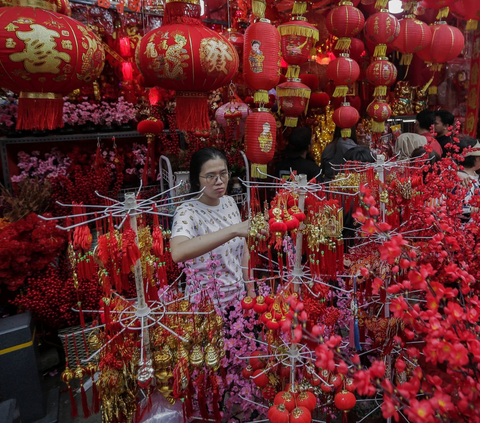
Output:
[277, 79, 311, 127]
[268, 404, 290, 423]
[326, 54, 360, 97]
[391, 16, 432, 66]
[364, 10, 400, 58]
[245, 109, 276, 178]
[325, 1, 365, 50]
[334, 390, 356, 413]
[367, 99, 391, 133]
[365, 58, 397, 97]
[332, 103, 360, 138]
[0, 7, 105, 130]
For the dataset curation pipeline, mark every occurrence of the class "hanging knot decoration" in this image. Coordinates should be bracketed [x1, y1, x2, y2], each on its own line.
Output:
[121, 219, 141, 273]
[325, 1, 365, 51]
[326, 54, 360, 98]
[364, 10, 400, 58]
[276, 79, 311, 127]
[137, 118, 164, 185]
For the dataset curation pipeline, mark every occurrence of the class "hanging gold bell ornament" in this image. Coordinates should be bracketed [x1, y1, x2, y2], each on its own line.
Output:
[204, 344, 220, 370]
[190, 344, 204, 367]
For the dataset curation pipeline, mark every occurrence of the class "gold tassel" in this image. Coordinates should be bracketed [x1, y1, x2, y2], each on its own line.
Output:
[375, 0, 388, 9]
[286, 65, 301, 79]
[251, 163, 268, 178]
[310, 46, 317, 56]
[371, 120, 385, 133]
[428, 85, 438, 95]
[467, 20, 478, 31]
[284, 116, 299, 127]
[436, 7, 449, 20]
[278, 24, 319, 42]
[254, 90, 269, 104]
[340, 128, 351, 138]
[292, 1, 307, 15]
[277, 87, 311, 99]
[335, 37, 352, 51]
[374, 44, 387, 58]
[252, 0, 266, 19]
[332, 86, 348, 97]
[373, 86, 387, 97]
[400, 53, 413, 66]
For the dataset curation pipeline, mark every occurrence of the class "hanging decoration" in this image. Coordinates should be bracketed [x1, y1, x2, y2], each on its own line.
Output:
[277, 80, 311, 127]
[215, 101, 252, 140]
[326, 54, 360, 97]
[366, 58, 397, 97]
[137, 117, 164, 185]
[325, 0, 365, 51]
[364, 9, 400, 58]
[422, 0, 455, 21]
[367, 99, 392, 133]
[332, 103, 359, 138]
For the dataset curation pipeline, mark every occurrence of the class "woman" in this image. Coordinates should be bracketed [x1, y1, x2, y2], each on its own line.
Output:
[170, 147, 255, 305]
[456, 138, 480, 218]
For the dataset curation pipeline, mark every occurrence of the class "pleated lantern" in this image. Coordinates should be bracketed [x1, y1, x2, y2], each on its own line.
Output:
[422, 0, 455, 21]
[278, 19, 319, 79]
[325, 1, 365, 51]
[453, 0, 480, 30]
[367, 99, 392, 133]
[243, 19, 281, 104]
[245, 109, 276, 178]
[366, 58, 397, 97]
[391, 16, 432, 66]
[332, 103, 359, 138]
[277, 79, 311, 127]
[326, 54, 360, 97]
[136, 23, 239, 132]
[364, 10, 400, 58]
[0, 7, 105, 130]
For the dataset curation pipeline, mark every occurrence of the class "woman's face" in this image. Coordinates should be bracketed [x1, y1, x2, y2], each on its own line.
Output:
[198, 157, 229, 205]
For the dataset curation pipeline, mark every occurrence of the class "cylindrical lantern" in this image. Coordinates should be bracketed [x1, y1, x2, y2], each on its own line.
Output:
[332, 103, 359, 138]
[277, 79, 311, 127]
[244, 19, 281, 104]
[416, 23, 464, 67]
[215, 101, 252, 139]
[367, 99, 392, 133]
[326, 54, 360, 97]
[278, 19, 319, 79]
[325, 2, 365, 50]
[391, 16, 432, 66]
[364, 11, 400, 57]
[137, 23, 239, 131]
[333, 37, 365, 62]
[366, 58, 397, 97]
[245, 109, 276, 178]
[0, 7, 105, 130]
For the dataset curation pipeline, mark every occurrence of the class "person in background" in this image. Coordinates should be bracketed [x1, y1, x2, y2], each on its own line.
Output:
[275, 126, 321, 181]
[456, 137, 480, 219]
[435, 110, 455, 156]
[320, 125, 358, 181]
[343, 146, 376, 163]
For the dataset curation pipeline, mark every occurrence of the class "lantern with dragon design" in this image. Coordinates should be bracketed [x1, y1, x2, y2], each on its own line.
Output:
[0, 7, 105, 130]
[277, 79, 311, 127]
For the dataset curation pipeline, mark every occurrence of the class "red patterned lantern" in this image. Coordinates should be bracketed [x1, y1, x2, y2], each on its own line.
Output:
[278, 19, 319, 78]
[277, 80, 311, 127]
[137, 23, 239, 132]
[332, 104, 359, 138]
[416, 23, 464, 66]
[326, 2, 365, 50]
[334, 390, 356, 413]
[0, 7, 105, 130]
[391, 16, 432, 66]
[245, 109, 276, 178]
[244, 19, 281, 104]
[366, 58, 397, 97]
[326, 55, 360, 97]
[309, 92, 330, 109]
[367, 99, 391, 133]
[289, 406, 312, 423]
[364, 11, 400, 57]
[333, 37, 365, 62]
[268, 404, 290, 423]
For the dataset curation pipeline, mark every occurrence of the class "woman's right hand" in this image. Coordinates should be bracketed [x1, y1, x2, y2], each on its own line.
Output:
[235, 220, 250, 238]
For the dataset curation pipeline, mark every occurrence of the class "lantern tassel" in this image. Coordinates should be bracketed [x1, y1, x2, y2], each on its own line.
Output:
[371, 120, 385, 133]
[373, 86, 387, 97]
[284, 116, 299, 127]
[332, 86, 348, 97]
[467, 19, 478, 31]
[16, 93, 64, 131]
[278, 25, 319, 42]
[277, 87, 311, 98]
[340, 128, 351, 138]
[375, 0, 388, 9]
[254, 90, 269, 104]
[292, 1, 307, 15]
[373, 44, 387, 58]
[252, 0, 266, 18]
[176, 92, 210, 132]
[335, 38, 352, 51]
[251, 163, 268, 178]
[286, 65, 301, 79]
[428, 86, 438, 95]
[400, 53, 413, 66]
[436, 7, 449, 20]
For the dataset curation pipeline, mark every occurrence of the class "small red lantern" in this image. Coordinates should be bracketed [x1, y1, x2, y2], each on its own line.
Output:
[268, 404, 290, 423]
[241, 296, 255, 310]
[308, 92, 330, 110]
[334, 390, 356, 413]
[333, 37, 365, 62]
[242, 365, 255, 379]
[332, 104, 360, 138]
[277, 80, 311, 127]
[364, 11, 400, 57]
[365, 58, 397, 97]
[326, 55, 360, 97]
[249, 350, 266, 370]
[289, 406, 312, 423]
[245, 109, 277, 178]
[252, 369, 270, 388]
[253, 295, 269, 313]
[391, 16, 432, 66]
[121, 62, 134, 81]
[325, 2, 365, 50]
[416, 23, 464, 66]
[274, 390, 296, 412]
[262, 385, 277, 400]
[367, 99, 392, 133]
[296, 391, 316, 412]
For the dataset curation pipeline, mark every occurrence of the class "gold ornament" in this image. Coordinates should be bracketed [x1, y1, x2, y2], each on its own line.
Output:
[190, 344, 204, 367]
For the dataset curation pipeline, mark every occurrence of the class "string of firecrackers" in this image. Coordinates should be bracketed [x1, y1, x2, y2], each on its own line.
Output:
[310, 105, 335, 165]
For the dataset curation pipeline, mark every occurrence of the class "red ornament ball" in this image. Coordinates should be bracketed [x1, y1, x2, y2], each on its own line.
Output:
[334, 390, 356, 412]
[268, 404, 290, 423]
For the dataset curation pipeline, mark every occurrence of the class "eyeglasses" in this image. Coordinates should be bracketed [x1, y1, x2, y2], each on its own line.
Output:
[199, 171, 231, 185]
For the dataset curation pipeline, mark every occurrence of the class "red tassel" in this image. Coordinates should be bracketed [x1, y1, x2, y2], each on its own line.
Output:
[80, 383, 91, 418]
[68, 386, 78, 418]
[175, 92, 210, 132]
[16, 94, 64, 130]
[211, 374, 221, 422]
[91, 378, 100, 414]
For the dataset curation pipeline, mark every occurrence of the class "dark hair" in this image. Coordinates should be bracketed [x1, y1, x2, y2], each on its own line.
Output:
[285, 127, 312, 158]
[189, 147, 228, 193]
[416, 109, 435, 131]
[457, 137, 478, 168]
[411, 147, 440, 164]
[435, 110, 454, 126]
[333, 125, 358, 143]
[344, 146, 375, 163]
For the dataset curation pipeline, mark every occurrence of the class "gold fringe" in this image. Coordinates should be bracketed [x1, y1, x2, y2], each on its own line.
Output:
[254, 90, 269, 104]
[286, 65, 301, 79]
[467, 19, 478, 31]
[374, 44, 387, 58]
[278, 24, 319, 42]
[436, 7, 449, 20]
[373, 86, 387, 97]
[400, 53, 413, 66]
[284, 116, 299, 127]
[340, 128, 351, 138]
[277, 87, 311, 99]
[428, 85, 438, 95]
[292, 1, 307, 15]
[335, 38, 351, 51]
[252, 0, 266, 18]
[371, 120, 385, 133]
[375, 0, 388, 9]
[251, 163, 268, 178]
[332, 86, 348, 97]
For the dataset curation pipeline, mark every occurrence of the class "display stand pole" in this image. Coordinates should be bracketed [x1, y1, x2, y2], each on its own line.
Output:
[292, 174, 307, 293]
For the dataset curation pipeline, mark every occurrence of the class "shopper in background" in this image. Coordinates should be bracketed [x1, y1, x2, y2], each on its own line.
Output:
[456, 137, 480, 219]
[435, 110, 455, 156]
[343, 145, 376, 163]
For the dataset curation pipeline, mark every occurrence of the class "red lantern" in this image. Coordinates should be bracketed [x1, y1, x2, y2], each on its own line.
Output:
[364, 11, 400, 57]
[332, 104, 360, 138]
[422, 0, 455, 20]
[391, 17, 432, 66]
[274, 391, 296, 412]
[326, 55, 360, 97]
[137, 23, 239, 131]
[278, 20, 319, 78]
[333, 95, 361, 111]
[0, 7, 105, 130]
[333, 37, 365, 62]
[416, 23, 464, 66]
[326, 2, 365, 50]
[277, 80, 311, 127]
[242, 365, 254, 379]
[366, 58, 397, 97]
[367, 99, 392, 133]
[296, 391, 316, 412]
[268, 404, 290, 423]
[300, 74, 319, 91]
[226, 30, 244, 57]
[121, 62, 134, 81]
[253, 295, 269, 313]
[334, 390, 356, 413]
[244, 20, 281, 104]
[241, 295, 255, 310]
[309, 92, 330, 110]
[262, 385, 277, 400]
[245, 109, 276, 178]
[252, 369, 270, 388]
[249, 351, 266, 370]
[289, 406, 312, 423]
[300, 61, 328, 90]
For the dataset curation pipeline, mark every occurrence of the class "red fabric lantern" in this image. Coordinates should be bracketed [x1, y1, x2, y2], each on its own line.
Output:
[300, 74, 319, 91]
[391, 16, 432, 66]
[0, 7, 105, 130]
[296, 391, 316, 412]
[416, 23, 464, 66]
[332, 104, 360, 138]
[326, 2, 365, 50]
[367, 99, 391, 133]
[309, 92, 330, 109]
[242, 365, 254, 379]
[334, 390, 356, 413]
[277, 80, 311, 127]
[249, 351, 266, 370]
[268, 404, 290, 423]
[289, 406, 312, 423]
[326, 55, 360, 97]
[241, 295, 255, 310]
[333, 95, 361, 111]
[333, 37, 365, 62]
[244, 19, 281, 104]
[252, 369, 269, 388]
[274, 390, 296, 412]
[300, 61, 328, 90]
[245, 109, 276, 178]
[137, 23, 239, 131]
[364, 11, 400, 57]
[366, 58, 397, 97]
[422, 0, 455, 20]
[278, 20, 319, 78]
